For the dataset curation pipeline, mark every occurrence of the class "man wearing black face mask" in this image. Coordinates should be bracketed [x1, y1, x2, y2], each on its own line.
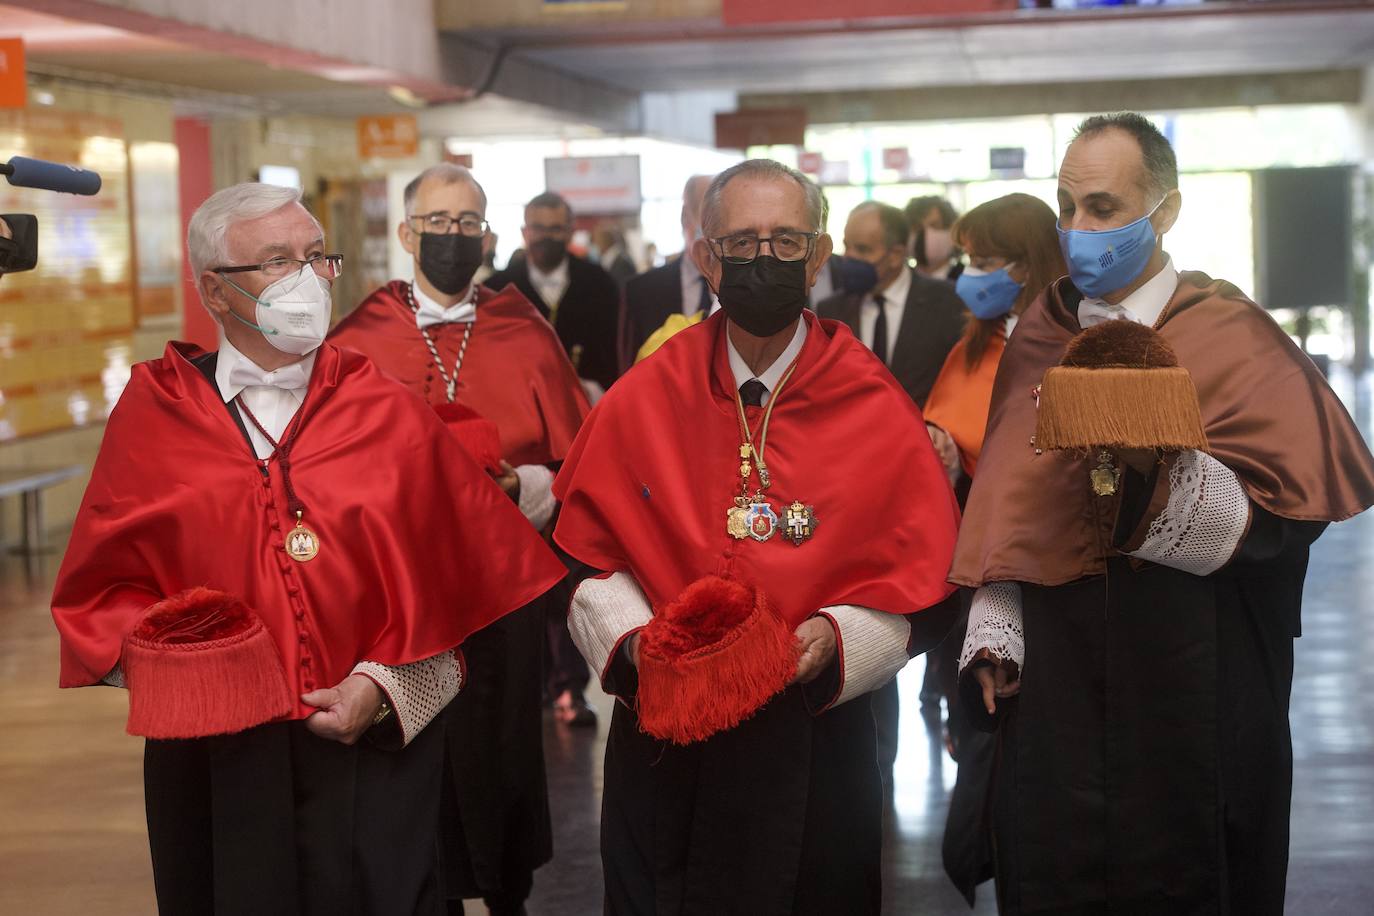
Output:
[819, 201, 967, 409]
[331, 163, 591, 916]
[551, 159, 962, 915]
[486, 190, 623, 401]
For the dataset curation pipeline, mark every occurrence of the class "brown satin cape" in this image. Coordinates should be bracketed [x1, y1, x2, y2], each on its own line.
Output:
[950, 271, 1374, 588]
[330, 281, 590, 466]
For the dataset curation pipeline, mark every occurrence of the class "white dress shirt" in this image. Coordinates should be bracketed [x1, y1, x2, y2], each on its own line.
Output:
[215, 333, 315, 459]
[858, 266, 912, 363]
[725, 317, 808, 408]
[412, 279, 478, 329]
[1077, 257, 1178, 329]
[528, 257, 571, 313]
[679, 254, 717, 318]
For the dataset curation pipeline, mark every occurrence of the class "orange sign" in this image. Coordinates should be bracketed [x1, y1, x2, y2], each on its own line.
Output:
[357, 114, 418, 159]
[0, 38, 25, 109]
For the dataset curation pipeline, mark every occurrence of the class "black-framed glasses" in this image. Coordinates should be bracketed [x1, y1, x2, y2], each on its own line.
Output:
[215, 254, 343, 279]
[408, 211, 489, 237]
[709, 231, 820, 264]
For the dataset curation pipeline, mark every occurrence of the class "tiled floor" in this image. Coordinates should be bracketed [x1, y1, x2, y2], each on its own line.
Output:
[2, 373, 1371, 915]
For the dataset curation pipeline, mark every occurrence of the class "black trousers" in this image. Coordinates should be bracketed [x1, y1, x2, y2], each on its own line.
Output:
[143, 718, 445, 916]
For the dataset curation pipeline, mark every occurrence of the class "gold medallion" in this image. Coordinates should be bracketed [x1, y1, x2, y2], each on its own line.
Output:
[726, 503, 750, 540]
[1090, 450, 1120, 497]
[286, 515, 321, 562]
[783, 501, 818, 546]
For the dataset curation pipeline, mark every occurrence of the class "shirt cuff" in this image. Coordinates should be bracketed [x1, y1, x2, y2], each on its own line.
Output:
[568, 571, 652, 698]
[958, 582, 1024, 676]
[514, 464, 557, 531]
[1121, 449, 1251, 576]
[813, 605, 911, 712]
[352, 649, 463, 748]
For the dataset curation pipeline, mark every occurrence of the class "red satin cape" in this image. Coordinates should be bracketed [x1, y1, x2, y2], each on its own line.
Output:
[330, 281, 590, 466]
[52, 342, 567, 718]
[552, 310, 960, 628]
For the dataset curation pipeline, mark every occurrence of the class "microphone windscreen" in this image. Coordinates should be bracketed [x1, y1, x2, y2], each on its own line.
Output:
[5, 156, 102, 196]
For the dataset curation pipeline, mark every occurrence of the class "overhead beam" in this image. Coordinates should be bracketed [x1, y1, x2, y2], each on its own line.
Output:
[743, 69, 1364, 125]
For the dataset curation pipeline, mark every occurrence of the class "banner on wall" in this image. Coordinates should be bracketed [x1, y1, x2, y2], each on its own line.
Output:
[544, 154, 642, 216]
[357, 115, 418, 159]
[0, 38, 25, 109]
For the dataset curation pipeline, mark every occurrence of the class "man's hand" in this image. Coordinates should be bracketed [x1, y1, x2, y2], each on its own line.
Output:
[972, 660, 1021, 716]
[493, 460, 520, 501]
[789, 616, 837, 685]
[0, 216, 11, 240]
[927, 424, 961, 485]
[302, 673, 384, 745]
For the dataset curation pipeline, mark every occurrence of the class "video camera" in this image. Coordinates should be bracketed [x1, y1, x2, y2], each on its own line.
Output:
[0, 156, 103, 274]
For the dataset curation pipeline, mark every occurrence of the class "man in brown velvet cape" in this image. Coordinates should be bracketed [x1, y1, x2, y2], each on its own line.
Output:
[951, 113, 1374, 915]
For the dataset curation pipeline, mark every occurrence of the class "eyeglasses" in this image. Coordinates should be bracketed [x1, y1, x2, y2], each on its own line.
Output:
[409, 212, 489, 237]
[214, 254, 344, 279]
[709, 231, 820, 264]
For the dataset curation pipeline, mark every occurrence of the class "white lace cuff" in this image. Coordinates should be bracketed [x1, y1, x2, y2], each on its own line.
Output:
[515, 464, 557, 531]
[102, 665, 126, 688]
[816, 605, 911, 710]
[569, 572, 653, 687]
[959, 582, 1024, 675]
[353, 649, 463, 747]
[1126, 450, 1250, 576]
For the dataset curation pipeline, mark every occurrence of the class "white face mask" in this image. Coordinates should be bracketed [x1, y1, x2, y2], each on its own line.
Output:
[223, 266, 333, 356]
[924, 227, 955, 267]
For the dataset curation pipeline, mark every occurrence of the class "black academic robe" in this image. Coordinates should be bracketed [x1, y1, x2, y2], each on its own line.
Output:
[970, 471, 1325, 916]
[815, 267, 967, 408]
[487, 255, 623, 391]
[571, 569, 954, 916]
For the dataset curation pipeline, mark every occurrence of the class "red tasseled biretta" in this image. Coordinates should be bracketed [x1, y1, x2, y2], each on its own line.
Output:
[636, 576, 801, 746]
[123, 587, 293, 740]
[433, 402, 504, 475]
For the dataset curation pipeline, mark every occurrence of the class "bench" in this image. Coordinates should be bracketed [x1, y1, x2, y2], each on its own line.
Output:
[0, 466, 85, 554]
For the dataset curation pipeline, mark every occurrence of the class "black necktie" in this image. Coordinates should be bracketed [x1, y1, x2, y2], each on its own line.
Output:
[698, 277, 712, 315]
[871, 295, 889, 366]
[739, 378, 767, 408]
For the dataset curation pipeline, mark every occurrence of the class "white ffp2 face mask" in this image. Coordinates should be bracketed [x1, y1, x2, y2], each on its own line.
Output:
[223, 266, 333, 356]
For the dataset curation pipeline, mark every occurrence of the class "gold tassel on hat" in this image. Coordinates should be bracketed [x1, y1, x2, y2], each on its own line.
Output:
[1035, 320, 1209, 453]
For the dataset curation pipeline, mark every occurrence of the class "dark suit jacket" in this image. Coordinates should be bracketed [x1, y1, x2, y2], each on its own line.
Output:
[816, 268, 967, 408]
[487, 254, 622, 391]
[623, 259, 688, 362]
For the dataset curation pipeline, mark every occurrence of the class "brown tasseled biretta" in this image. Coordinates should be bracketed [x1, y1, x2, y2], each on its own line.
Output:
[1035, 320, 1209, 452]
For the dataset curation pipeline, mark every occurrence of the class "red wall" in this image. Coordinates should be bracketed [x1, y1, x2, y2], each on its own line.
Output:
[174, 116, 217, 349]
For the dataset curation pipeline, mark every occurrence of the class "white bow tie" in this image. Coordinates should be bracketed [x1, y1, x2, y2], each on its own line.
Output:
[1078, 300, 1142, 329]
[227, 358, 312, 392]
[416, 301, 477, 330]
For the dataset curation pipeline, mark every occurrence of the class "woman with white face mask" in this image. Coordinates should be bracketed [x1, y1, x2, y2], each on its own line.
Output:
[905, 194, 964, 283]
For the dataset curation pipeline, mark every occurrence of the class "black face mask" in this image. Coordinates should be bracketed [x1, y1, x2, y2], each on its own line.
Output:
[419, 232, 483, 296]
[716, 256, 810, 338]
[530, 238, 567, 270]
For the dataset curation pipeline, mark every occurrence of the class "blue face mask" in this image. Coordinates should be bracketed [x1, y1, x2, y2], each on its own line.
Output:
[956, 265, 1023, 320]
[1057, 197, 1166, 299]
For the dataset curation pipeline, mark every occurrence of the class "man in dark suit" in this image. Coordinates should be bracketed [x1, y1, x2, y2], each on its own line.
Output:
[817, 200, 966, 408]
[487, 191, 621, 398]
[623, 175, 715, 361]
[818, 200, 967, 787]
